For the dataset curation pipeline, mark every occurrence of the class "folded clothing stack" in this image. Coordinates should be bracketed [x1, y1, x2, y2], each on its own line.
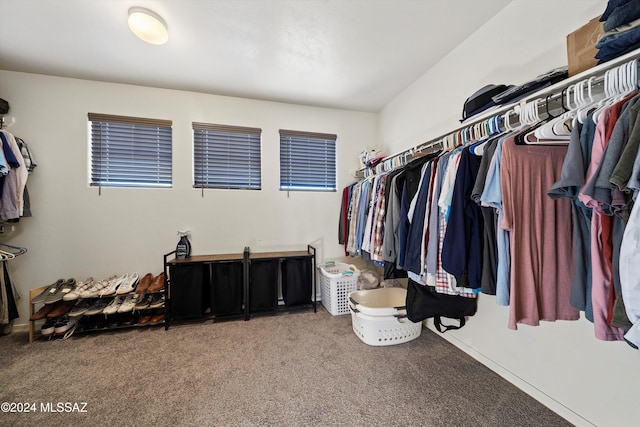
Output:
[460, 84, 512, 123]
[491, 67, 569, 105]
[460, 65, 571, 123]
[597, 0, 640, 63]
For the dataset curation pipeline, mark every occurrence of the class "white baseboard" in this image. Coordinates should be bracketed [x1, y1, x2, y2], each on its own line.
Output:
[12, 322, 29, 333]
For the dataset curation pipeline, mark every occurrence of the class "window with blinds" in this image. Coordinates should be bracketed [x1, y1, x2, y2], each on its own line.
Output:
[279, 129, 336, 192]
[192, 122, 262, 190]
[88, 113, 172, 188]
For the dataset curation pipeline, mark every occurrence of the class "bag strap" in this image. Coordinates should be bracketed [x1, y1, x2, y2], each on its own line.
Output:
[433, 316, 466, 333]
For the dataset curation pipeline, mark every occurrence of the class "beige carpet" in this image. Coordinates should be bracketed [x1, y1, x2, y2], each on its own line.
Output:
[0, 308, 572, 427]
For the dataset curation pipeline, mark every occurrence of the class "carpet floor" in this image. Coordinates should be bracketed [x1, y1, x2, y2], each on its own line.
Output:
[0, 307, 572, 426]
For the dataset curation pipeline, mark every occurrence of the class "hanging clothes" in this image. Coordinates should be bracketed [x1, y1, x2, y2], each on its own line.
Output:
[441, 144, 484, 290]
[429, 147, 477, 298]
[0, 247, 25, 333]
[501, 131, 579, 330]
[404, 162, 433, 276]
[480, 133, 512, 306]
[338, 185, 350, 254]
[0, 129, 30, 222]
[578, 98, 632, 341]
[549, 117, 596, 322]
[620, 195, 640, 346]
[381, 171, 406, 278]
[470, 136, 500, 295]
[337, 56, 640, 346]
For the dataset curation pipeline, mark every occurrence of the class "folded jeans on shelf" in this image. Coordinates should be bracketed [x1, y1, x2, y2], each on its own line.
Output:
[596, 41, 640, 63]
[604, 0, 640, 32]
[601, 0, 633, 22]
[596, 25, 640, 56]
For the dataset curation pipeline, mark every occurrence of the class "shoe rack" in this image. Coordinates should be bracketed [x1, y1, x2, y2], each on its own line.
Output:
[72, 287, 166, 336]
[163, 245, 316, 329]
[27, 276, 166, 343]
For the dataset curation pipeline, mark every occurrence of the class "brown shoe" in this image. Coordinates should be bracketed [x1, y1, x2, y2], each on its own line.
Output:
[138, 312, 153, 325]
[30, 303, 55, 321]
[146, 272, 165, 293]
[150, 309, 165, 325]
[46, 300, 77, 318]
[136, 273, 154, 294]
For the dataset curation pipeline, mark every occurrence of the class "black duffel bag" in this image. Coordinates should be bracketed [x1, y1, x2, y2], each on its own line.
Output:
[406, 279, 477, 333]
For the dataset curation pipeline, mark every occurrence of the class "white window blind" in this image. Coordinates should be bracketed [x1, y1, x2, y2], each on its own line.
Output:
[192, 122, 262, 190]
[89, 113, 172, 188]
[279, 129, 336, 192]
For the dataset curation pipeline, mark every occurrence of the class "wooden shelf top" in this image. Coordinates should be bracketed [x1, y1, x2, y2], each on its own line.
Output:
[168, 253, 244, 264]
[249, 250, 313, 259]
[167, 249, 313, 264]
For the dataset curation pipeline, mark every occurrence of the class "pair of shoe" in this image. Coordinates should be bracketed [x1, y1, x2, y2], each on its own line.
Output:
[138, 309, 164, 325]
[31, 279, 63, 304]
[99, 273, 140, 297]
[146, 272, 165, 293]
[79, 276, 114, 299]
[30, 302, 56, 321]
[116, 272, 139, 295]
[149, 293, 164, 309]
[41, 318, 57, 337]
[30, 304, 52, 321]
[135, 272, 164, 294]
[102, 295, 137, 315]
[41, 316, 78, 338]
[118, 313, 139, 327]
[30, 300, 77, 320]
[134, 293, 164, 310]
[68, 299, 92, 318]
[32, 279, 76, 304]
[84, 298, 111, 316]
[97, 274, 126, 298]
[77, 317, 108, 332]
[135, 273, 153, 293]
[51, 279, 77, 303]
[63, 277, 94, 301]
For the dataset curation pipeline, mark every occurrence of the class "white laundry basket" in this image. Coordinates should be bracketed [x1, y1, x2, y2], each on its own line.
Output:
[348, 287, 422, 346]
[318, 262, 360, 315]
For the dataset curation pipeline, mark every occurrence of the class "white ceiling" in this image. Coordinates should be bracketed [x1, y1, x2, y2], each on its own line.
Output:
[0, 0, 512, 112]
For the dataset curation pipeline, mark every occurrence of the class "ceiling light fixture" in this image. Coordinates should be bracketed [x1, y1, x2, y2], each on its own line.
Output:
[128, 6, 168, 45]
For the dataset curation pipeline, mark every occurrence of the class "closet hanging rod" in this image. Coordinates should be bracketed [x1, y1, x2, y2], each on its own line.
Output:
[363, 47, 640, 176]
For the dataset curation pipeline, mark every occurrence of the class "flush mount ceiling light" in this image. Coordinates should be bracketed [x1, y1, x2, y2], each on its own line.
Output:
[128, 6, 168, 45]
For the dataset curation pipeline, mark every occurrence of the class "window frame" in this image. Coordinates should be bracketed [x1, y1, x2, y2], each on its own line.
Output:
[279, 129, 337, 192]
[192, 122, 262, 191]
[88, 113, 173, 190]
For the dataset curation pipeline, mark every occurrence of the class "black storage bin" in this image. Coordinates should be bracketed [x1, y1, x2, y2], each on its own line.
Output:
[170, 263, 207, 319]
[281, 257, 312, 306]
[249, 259, 279, 312]
[211, 261, 244, 316]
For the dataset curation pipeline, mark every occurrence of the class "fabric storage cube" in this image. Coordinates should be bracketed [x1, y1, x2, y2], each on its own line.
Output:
[211, 261, 244, 316]
[318, 262, 360, 315]
[249, 259, 279, 312]
[169, 263, 208, 319]
[281, 257, 313, 306]
[348, 287, 422, 346]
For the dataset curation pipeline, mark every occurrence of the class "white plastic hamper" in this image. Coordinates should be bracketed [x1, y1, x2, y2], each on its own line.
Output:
[348, 288, 422, 346]
[318, 262, 360, 315]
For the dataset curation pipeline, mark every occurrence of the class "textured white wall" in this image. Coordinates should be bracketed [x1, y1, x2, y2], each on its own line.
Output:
[0, 70, 376, 328]
[380, 0, 606, 153]
[379, 1, 638, 427]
